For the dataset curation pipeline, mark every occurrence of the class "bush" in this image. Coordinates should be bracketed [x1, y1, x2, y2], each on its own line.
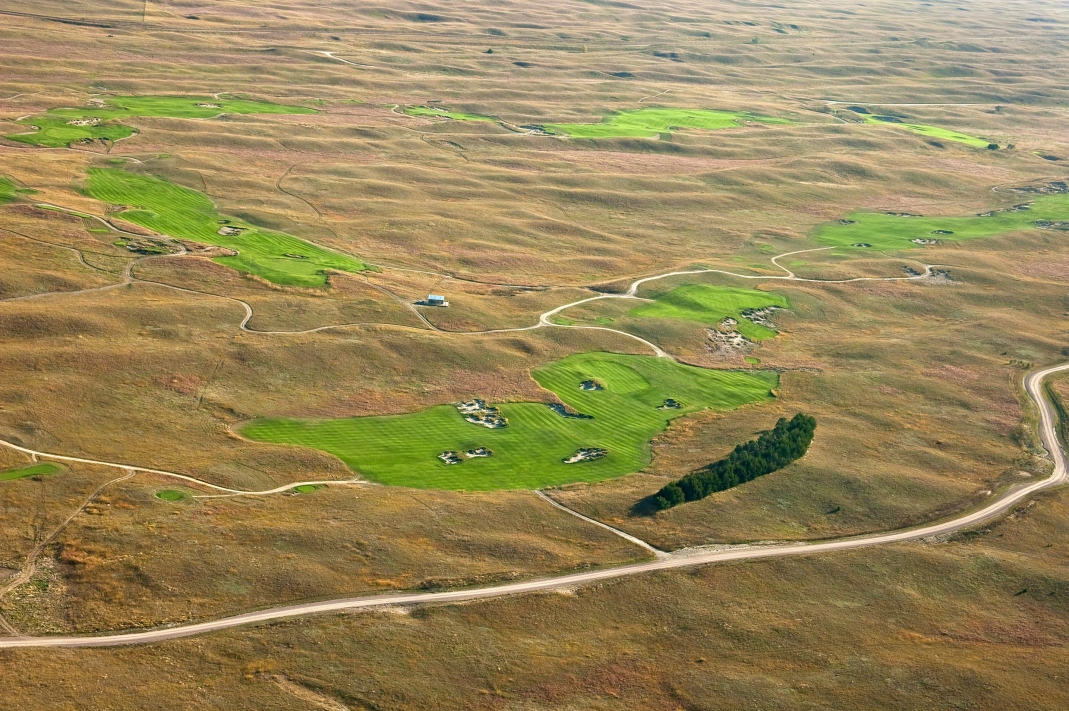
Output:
[652, 413, 816, 510]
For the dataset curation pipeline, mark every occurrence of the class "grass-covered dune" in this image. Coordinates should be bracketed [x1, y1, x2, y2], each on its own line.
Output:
[816, 193, 1069, 250]
[543, 108, 789, 138]
[86, 168, 368, 287]
[6, 95, 314, 148]
[631, 285, 788, 341]
[242, 352, 778, 490]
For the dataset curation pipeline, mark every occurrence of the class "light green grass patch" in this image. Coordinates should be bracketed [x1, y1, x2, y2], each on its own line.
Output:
[292, 484, 323, 494]
[155, 489, 188, 501]
[0, 176, 18, 203]
[404, 106, 496, 121]
[242, 352, 777, 491]
[816, 193, 1069, 250]
[631, 285, 789, 341]
[544, 108, 789, 138]
[862, 115, 991, 148]
[0, 462, 63, 481]
[86, 168, 368, 287]
[7, 95, 314, 148]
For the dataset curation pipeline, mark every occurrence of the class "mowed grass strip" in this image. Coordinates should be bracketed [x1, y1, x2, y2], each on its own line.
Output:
[862, 115, 991, 148]
[0, 462, 63, 481]
[7, 95, 314, 148]
[0, 176, 18, 204]
[815, 193, 1069, 250]
[242, 352, 777, 491]
[86, 168, 368, 287]
[543, 108, 789, 138]
[404, 106, 496, 121]
[631, 285, 788, 341]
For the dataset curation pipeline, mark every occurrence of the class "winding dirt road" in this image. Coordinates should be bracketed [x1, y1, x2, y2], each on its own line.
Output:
[1, 363, 1064, 648]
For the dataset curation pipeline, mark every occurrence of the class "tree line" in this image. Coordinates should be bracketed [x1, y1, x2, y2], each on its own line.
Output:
[653, 413, 816, 510]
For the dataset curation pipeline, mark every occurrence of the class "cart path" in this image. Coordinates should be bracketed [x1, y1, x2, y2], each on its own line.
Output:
[0, 363, 1064, 648]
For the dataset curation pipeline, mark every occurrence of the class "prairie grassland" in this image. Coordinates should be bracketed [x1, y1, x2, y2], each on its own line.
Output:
[1, 0, 1069, 704]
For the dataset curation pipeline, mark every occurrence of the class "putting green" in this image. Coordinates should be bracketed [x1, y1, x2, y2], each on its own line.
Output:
[543, 108, 789, 138]
[242, 352, 777, 490]
[155, 489, 187, 501]
[86, 168, 369, 287]
[863, 115, 991, 148]
[0, 462, 62, 481]
[292, 484, 323, 494]
[816, 192, 1069, 250]
[631, 285, 789, 341]
[7, 95, 314, 148]
[404, 106, 495, 121]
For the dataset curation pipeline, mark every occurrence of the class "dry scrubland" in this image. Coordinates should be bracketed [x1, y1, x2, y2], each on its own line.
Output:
[2, 0, 1069, 707]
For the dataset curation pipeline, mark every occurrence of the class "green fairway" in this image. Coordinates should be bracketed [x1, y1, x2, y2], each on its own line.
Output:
[242, 352, 777, 490]
[543, 108, 789, 138]
[404, 106, 495, 121]
[0, 462, 63, 481]
[86, 168, 368, 287]
[816, 193, 1069, 250]
[631, 285, 789, 341]
[863, 115, 991, 148]
[0, 176, 17, 203]
[7, 95, 314, 148]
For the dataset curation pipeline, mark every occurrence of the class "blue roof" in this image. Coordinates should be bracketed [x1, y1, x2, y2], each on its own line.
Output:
[428, 294, 445, 300]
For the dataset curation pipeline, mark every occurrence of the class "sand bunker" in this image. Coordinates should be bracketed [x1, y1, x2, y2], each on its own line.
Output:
[465, 447, 492, 458]
[547, 403, 593, 420]
[1037, 220, 1069, 231]
[852, 242, 872, 248]
[197, 103, 222, 109]
[921, 268, 957, 285]
[283, 253, 308, 259]
[658, 398, 682, 410]
[978, 203, 1032, 217]
[1009, 180, 1068, 196]
[911, 238, 941, 245]
[437, 451, 462, 465]
[563, 447, 607, 464]
[740, 306, 781, 327]
[217, 226, 245, 236]
[66, 118, 101, 126]
[840, 219, 857, 225]
[456, 399, 508, 428]
[579, 380, 603, 391]
[932, 230, 954, 235]
[708, 327, 750, 354]
[885, 211, 921, 217]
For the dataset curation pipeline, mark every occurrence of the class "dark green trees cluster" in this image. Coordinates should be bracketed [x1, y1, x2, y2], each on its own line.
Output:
[654, 413, 816, 510]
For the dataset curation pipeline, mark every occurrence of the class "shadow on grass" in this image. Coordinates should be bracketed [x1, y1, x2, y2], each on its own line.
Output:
[630, 496, 663, 517]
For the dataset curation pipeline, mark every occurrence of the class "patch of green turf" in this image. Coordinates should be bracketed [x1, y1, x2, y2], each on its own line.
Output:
[862, 115, 991, 147]
[544, 108, 789, 138]
[0, 462, 62, 481]
[293, 484, 322, 494]
[0, 176, 18, 203]
[815, 193, 1069, 250]
[155, 489, 187, 501]
[85, 168, 368, 287]
[242, 352, 777, 491]
[7, 95, 314, 148]
[404, 106, 495, 121]
[552, 316, 575, 326]
[745, 356, 761, 365]
[631, 285, 789, 341]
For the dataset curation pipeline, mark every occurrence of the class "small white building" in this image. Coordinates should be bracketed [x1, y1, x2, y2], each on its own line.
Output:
[427, 294, 449, 307]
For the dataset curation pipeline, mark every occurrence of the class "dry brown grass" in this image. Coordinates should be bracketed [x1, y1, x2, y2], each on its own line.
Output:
[2, 0, 1069, 705]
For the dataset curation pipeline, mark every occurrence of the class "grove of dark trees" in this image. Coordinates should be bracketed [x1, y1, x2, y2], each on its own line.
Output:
[653, 413, 816, 510]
